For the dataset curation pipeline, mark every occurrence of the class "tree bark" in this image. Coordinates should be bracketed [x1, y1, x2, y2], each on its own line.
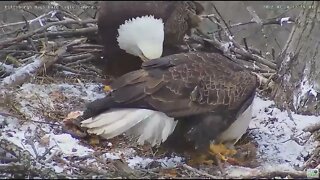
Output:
[272, 1, 320, 115]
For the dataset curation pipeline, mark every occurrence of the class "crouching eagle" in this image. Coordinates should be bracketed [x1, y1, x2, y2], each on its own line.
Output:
[79, 51, 258, 163]
[95, 1, 205, 78]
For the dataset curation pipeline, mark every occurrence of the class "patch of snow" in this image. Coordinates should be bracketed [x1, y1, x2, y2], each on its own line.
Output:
[226, 166, 258, 177]
[226, 163, 300, 178]
[127, 156, 154, 169]
[126, 155, 184, 169]
[50, 134, 94, 156]
[280, 17, 293, 26]
[249, 96, 319, 170]
[293, 62, 318, 110]
[100, 147, 183, 169]
[0, 63, 14, 73]
[157, 156, 184, 168]
[221, 41, 233, 53]
[52, 165, 64, 173]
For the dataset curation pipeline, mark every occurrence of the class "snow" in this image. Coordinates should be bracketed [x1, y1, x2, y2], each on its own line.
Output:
[280, 17, 294, 26]
[50, 134, 94, 156]
[293, 62, 319, 111]
[0, 82, 319, 178]
[249, 97, 318, 169]
[0, 63, 14, 74]
[221, 41, 233, 53]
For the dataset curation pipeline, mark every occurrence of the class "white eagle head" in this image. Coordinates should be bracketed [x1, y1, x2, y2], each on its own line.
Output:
[117, 15, 164, 61]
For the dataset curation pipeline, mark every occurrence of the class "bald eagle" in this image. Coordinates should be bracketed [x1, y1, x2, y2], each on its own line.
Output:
[75, 1, 257, 164]
[79, 52, 258, 163]
[95, 1, 205, 78]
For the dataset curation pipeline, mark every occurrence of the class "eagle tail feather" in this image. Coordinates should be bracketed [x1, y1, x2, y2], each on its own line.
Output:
[81, 108, 177, 146]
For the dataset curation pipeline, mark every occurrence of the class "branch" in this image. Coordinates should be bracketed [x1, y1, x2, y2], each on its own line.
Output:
[182, 164, 222, 179]
[0, 10, 57, 29]
[0, 19, 96, 49]
[36, 27, 97, 39]
[61, 53, 95, 63]
[212, 17, 295, 35]
[53, 64, 98, 76]
[0, 38, 86, 88]
[198, 11, 277, 71]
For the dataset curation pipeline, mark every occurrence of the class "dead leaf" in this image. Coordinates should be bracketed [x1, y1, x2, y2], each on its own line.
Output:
[160, 168, 178, 178]
[88, 135, 100, 146]
[63, 111, 83, 121]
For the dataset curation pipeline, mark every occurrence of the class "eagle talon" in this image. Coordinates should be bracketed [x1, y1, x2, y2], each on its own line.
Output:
[209, 143, 237, 162]
[103, 85, 112, 92]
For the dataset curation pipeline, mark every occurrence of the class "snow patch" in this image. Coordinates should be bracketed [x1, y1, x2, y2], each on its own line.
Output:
[293, 63, 318, 110]
[50, 134, 94, 156]
[250, 96, 319, 170]
[280, 17, 294, 26]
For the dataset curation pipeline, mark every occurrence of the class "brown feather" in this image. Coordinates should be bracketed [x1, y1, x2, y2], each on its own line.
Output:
[105, 52, 257, 118]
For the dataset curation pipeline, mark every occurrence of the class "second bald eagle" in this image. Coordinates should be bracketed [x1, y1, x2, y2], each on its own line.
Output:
[95, 1, 205, 78]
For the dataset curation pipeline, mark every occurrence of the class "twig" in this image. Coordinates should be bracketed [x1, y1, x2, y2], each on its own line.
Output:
[0, 49, 42, 54]
[231, 46, 277, 69]
[246, 6, 270, 57]
[30, 120, 60, 126]
[38, 146, 57, 161]
[182, 164, 221, 179]
[36, 26, 97, 39]
[53, 64, 98, 76]
[0, 19, 96, 49]
[197, 19, 277, 71]
[66, 56, 96, 66]
[71, 44, 104, 49]
[211, 4, 233, 37]
[1, 38, 85, 88]
[23, 129, 40, 159]
[61, 53, 94, 63]
[0, 10, 57, 29]
[284, 102, 297, 126]
[212, 16, 295, 35]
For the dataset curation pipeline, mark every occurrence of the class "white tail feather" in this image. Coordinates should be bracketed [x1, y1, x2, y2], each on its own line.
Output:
[117, 15, 164, 59]
[81, 108, 177, 146]
[81, 109, 128, 128]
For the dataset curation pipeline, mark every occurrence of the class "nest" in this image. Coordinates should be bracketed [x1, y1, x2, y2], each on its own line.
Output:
[1, 1, 311, 179]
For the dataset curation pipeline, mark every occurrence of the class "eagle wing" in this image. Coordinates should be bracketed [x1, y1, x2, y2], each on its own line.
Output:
[81, 52, 257, 148]
[109, 52, 257, 118]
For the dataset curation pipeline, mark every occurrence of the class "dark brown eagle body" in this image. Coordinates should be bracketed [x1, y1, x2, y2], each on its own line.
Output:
[96, 1, 204, 78]
[81, 52, 258, 151]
